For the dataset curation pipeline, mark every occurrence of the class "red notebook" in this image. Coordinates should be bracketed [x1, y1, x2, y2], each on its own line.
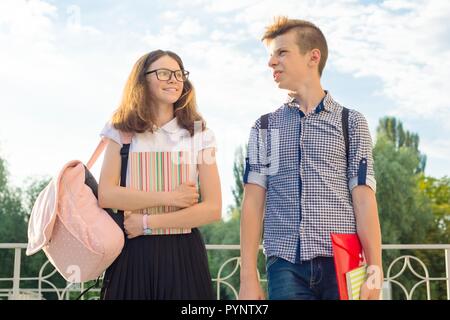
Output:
[331, 233, 365, 300]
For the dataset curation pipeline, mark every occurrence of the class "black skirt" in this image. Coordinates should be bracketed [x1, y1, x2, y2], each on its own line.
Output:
[100, 228, 214, 300]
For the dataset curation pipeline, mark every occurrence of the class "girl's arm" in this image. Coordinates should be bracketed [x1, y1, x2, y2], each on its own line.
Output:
[98, 139, 198, 210]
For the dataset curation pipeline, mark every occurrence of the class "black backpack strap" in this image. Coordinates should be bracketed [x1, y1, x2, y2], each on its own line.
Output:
[342, 107, 349, 165]
[259, 113, 271, 168]
[116, 144, 130, 214]
[119, 144, 131, 189]
[75, 277, 100, 300]
[260, 112, 270, 130]
[243, 113, 271, 184]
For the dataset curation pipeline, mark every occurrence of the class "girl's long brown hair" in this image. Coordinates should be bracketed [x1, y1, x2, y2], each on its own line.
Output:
[112, 50, 205, 136]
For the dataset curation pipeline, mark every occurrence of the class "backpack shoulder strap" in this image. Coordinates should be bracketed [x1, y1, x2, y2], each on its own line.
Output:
[86, 131, 134, 170]
[86, 139, 108, 170]
[243, 112, 272, 183]
[259, 112, 271, 168]
[115, 132, 133, 227]
[342, 107, 350, 164]
[118, 131, 133, 188]
[260, 112, 270, 130]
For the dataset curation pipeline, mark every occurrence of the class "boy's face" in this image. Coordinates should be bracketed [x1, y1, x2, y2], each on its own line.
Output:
[267, 30, 314, 91]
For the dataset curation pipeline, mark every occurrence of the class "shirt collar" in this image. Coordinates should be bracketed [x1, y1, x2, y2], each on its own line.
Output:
[157, 117, 181, 134]
[285, 90, 334, 113]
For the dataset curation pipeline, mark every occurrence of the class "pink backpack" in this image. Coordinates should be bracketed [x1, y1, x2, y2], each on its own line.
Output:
[26, 134, 131, 283]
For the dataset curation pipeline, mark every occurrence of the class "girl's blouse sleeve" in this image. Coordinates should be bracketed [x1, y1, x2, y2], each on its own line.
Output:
[200, 128, 217, 151]
[99, 121, 123, 147]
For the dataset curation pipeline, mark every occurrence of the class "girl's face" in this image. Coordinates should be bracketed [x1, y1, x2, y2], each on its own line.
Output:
[145, 55, 184, 106]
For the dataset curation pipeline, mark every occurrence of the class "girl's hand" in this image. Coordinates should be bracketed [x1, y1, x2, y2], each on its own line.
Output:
[170, 182, 199, 208]
[123, 212, 144, 239]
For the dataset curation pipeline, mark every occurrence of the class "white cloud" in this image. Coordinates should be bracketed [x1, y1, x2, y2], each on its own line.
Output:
[0, 0, 57, 41]
[143, 25, 180, 50]
[65, 4, 102, 35]
[160, 10, 180, 21]
[421, 138, 450, 161]
[204, 0, 260, 13]
[382, 0, 422, 11]
[324, 0, 450, 118]
[178, 17, 205, 36]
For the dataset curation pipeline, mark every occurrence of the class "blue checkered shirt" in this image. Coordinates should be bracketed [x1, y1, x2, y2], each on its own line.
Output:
[243, 91, 376, 263]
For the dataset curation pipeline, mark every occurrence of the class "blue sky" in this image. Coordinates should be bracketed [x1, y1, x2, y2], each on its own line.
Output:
[1, 0, 449, 217]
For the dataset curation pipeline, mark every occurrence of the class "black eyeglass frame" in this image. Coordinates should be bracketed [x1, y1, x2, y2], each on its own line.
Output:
[145, 68, 190, 82]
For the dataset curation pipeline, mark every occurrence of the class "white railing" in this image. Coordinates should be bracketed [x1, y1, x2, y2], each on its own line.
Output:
[1, 243, 449, 300]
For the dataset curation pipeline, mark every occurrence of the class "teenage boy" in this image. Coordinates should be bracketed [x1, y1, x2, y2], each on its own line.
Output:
[239, 17, 382, 300]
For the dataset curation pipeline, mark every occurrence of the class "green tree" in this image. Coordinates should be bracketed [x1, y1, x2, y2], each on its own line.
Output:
[229, 145, 246, 213]
[0, 159, 27, 242]
[373, 117, 445, 299]
[375, 117, 434, 244]
[419, 175, 450, 244]
[414, 175, 450, 300]
[377, 117, 427, 173]
[374, 137, 433, 245]
[0, 157, 28, 278]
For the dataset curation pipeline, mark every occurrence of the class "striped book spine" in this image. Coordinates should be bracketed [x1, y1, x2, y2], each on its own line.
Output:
[345, 265, 367, 300]
[129, 151, 193, 235]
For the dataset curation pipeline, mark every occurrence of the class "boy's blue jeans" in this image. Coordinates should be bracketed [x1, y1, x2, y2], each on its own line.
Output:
[266, 256, 339, 300]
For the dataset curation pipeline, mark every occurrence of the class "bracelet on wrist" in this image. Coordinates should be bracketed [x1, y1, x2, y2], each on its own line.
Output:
[143, 214, 152, 235]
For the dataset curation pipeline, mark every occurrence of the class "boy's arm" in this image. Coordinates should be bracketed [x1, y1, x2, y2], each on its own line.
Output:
[239, 117, 269, 300]
[353, 185, 383, 300]
[347, 110, 382, 299]
[239, 184, 266, 300]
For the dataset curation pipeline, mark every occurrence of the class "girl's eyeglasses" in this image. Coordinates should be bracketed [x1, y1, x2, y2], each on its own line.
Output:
[145, 68, 189, 82]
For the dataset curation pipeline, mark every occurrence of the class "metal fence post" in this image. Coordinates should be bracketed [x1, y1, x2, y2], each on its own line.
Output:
[445, 249, 450, 300]
[12, 247, 22, 299]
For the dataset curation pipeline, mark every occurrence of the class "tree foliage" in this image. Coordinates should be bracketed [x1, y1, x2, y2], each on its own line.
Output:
[374, 117, 449, 299]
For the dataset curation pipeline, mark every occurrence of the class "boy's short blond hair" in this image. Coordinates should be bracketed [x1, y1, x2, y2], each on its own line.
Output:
[262, 16, 328, 76]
